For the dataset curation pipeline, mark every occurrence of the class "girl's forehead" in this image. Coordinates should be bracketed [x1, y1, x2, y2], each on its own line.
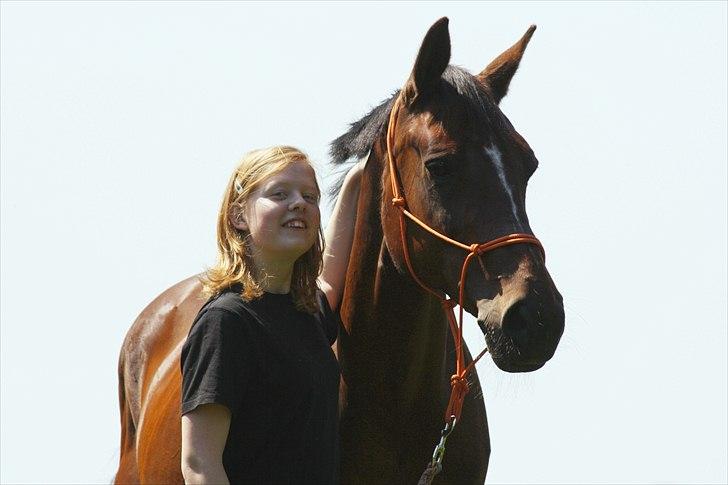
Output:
[262, 162, 318, 188]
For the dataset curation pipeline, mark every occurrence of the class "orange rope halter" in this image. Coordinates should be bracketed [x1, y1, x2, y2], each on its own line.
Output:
[385, 95, 545, 426]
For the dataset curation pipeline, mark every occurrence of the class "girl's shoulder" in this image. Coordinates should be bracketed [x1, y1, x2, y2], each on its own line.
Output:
[194, 286, 247, 318]
[188, 286, 257, 336]
[206, 286, 247, 312]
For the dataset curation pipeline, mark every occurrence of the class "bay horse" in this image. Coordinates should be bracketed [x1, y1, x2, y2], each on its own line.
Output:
[115, 17, 564, 485]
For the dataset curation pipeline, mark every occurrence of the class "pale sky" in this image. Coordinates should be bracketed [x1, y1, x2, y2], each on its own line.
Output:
[1, 2, 726, 484]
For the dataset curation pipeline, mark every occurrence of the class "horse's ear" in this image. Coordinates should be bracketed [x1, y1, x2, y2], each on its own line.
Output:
[402, 17, 451, 107]
[477, 25, 536, 104]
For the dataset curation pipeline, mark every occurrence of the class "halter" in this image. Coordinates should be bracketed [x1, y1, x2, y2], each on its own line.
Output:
[385, 96, 546, 478]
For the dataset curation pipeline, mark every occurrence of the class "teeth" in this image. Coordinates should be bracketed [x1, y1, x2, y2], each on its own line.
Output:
[285, 221, 305, 228]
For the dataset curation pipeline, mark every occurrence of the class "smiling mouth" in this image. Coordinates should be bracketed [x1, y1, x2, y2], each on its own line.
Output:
[283, 220, 307, 229]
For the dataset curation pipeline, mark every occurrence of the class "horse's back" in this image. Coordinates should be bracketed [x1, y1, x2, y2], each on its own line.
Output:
[116, 275, 206, 484]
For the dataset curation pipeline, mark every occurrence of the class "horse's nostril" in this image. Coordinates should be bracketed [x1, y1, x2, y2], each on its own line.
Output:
[502, 300, 535, 350]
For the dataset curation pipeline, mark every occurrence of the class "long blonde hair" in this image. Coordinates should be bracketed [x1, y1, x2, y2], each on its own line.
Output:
[201, 146, 324, 314]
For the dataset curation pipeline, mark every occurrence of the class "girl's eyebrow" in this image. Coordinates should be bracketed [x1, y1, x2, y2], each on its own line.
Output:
[262, 180, 320, 194]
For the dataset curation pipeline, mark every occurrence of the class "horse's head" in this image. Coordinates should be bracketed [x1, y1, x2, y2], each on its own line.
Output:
[380, 18, 564, 373]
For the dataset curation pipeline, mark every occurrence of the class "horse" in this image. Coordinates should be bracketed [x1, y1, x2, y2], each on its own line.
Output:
[329, 18, 564, 484]
[114, 17, 564, 485]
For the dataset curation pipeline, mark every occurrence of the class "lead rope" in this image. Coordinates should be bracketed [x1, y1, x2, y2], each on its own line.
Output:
[384, 96, 545, 484]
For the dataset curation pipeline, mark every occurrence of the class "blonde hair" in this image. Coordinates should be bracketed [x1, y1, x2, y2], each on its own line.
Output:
[201, 146, 324, 314]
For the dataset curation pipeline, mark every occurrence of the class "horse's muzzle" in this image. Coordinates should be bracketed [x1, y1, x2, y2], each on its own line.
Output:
[477, 287, 564, 373]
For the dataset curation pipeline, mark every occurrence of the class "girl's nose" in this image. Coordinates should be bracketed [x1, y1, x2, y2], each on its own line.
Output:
[289, 193, 306, 211]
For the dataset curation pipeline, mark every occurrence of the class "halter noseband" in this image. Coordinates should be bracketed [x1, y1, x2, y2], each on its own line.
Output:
[385, 95, 545, 428]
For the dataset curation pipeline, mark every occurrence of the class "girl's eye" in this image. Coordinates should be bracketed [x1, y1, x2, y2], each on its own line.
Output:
[304, 194, 319, 203]
[272, 191, 287, 199]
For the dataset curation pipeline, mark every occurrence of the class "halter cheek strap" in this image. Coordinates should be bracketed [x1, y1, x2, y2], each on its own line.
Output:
[385, 95, 545, 475]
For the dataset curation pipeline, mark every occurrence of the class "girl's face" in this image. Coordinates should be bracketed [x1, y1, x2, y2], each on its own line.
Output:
[234, 162, 321, 265]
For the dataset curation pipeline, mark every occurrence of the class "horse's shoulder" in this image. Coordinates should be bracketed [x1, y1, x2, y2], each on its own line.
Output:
[120, 275, 208, 420]
[124, 275, 205, 347]
[121, 275, 206, 380]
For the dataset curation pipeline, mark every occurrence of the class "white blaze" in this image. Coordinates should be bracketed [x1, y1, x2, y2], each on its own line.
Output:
[484, 144, 524, 230]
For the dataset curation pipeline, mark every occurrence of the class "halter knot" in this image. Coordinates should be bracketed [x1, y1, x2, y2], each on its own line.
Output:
[392, 197, 405, 207]
[450, 374, 470, 394]
[469, 243, 482, 255]
[445, 374, 471, 422]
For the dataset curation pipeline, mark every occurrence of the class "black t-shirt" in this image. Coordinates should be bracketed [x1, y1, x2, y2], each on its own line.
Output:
[180, 286, 341, 484]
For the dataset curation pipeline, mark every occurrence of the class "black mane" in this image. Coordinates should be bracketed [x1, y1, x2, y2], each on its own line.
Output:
[329, 93, 398, 167]
[328, 65, 501, 199]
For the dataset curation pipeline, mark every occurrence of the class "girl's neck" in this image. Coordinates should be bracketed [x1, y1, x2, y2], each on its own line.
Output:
[260, 275, 292, 294]
[251, 253, 295, 294]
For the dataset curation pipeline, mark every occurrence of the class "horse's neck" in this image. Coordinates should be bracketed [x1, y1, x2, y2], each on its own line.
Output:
[339, 151, 449, 413]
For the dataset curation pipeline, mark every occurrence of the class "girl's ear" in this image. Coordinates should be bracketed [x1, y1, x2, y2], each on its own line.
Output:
[229, 204, 248, 231]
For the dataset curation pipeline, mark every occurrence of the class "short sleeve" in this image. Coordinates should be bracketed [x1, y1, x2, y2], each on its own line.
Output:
[180, 308, 253, 416]
[317, 290, 341, 346]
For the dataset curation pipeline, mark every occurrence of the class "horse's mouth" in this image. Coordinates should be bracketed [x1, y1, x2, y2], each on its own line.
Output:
[490, 356, 546, 373]
[479, 323, 560, 373]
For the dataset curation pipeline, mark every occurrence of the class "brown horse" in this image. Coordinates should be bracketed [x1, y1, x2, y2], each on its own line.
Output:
[115, 17, 564, 485]
[330, 19, 564, 484]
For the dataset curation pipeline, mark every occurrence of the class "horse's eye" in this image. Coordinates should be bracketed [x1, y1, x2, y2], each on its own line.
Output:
[425, 157, 452, 179]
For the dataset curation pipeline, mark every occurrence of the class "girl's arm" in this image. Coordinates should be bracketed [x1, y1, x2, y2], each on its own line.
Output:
[319, 160, 365, 312]
[181, 404, 231, 484]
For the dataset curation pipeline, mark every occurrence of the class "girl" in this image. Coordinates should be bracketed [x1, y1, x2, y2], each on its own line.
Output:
[180, 146, 362, 484]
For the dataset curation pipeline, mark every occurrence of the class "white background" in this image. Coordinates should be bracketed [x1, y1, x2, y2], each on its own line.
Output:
[1, 2, 726, 484]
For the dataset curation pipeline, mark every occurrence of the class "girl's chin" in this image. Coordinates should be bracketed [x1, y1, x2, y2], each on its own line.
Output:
[273, 242, 316, 259]
[251, 235, 317, 260]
